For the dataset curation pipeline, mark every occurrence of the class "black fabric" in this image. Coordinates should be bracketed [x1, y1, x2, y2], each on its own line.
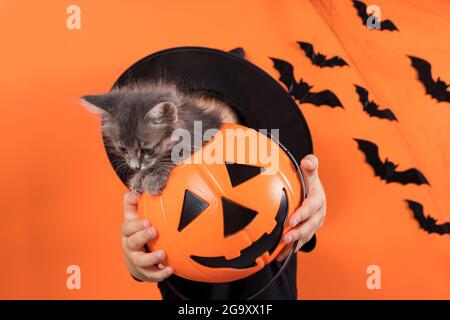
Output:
[298, 234, 317, 253]
[158, 256, 298, 300]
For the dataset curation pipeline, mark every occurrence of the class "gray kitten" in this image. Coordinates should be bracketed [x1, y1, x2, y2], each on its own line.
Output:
[81, 81, 237, 195]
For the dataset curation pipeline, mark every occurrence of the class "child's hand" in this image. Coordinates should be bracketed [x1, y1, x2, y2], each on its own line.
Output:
[277, 154, 326, 261]
[121, 192, 173, 282]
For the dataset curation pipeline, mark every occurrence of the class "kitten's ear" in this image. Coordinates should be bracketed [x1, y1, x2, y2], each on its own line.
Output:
[80, 94, 114, 115]
[145, 102, 178, 124]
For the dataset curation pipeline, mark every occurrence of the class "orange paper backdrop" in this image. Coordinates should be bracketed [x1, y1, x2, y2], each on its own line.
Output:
[0, 0, 449, 299]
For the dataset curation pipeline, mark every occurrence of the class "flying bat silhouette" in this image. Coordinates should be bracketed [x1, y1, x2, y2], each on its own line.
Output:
[297, 41, 348, 68]
[270, 57, 343, 108]
[408, 56, 450, 103]
[406, 200, 449, 235]
[353, 0, 399, 31]
[229, 47, 245, 59]
[354, 85, 398, 121]
[354, 139, 429, 185]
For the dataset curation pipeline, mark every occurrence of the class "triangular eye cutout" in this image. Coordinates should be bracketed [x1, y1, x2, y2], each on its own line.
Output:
[222, 197, 257, 237]
[178, 190, 209, 232]
[225, 162, 263, 187]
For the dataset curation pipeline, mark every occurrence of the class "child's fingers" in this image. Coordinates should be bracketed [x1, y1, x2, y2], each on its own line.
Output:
[300, 154, 319, 184]
[288, 185, 325, 227]
[133, 250, 166, 268]
[284, 213, 322, 246]
[122, 219, 150, 238]
[126, 227, 157, 251]
[123, 192, 139, 222]
[139, 266, 174, 282]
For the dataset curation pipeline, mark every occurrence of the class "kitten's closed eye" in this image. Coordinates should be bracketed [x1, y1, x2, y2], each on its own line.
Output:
[142, 148, 155, 156]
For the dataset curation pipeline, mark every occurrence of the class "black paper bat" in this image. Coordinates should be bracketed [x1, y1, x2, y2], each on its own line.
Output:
[270, 57, 343, 108]
[354, 138, 429, 185]
[297, 41, 348, 68]
[408, 56, 450, 103]
[354, 85, 398, 121]
[406, 200, 449, 235]
[353, 0, 399, 31]
[229, 47, 245, 59]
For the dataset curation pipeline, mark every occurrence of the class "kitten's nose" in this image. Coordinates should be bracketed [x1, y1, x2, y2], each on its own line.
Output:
[129, 159, 140, 170]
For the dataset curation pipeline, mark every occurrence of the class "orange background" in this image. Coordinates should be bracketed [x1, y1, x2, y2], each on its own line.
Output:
[0, 0, 449, 299]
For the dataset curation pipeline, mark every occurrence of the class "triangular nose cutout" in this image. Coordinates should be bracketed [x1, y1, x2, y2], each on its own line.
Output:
[178, 190, 209, 232]
[225, 162, 263, 187]
[222, 197, 257, 237]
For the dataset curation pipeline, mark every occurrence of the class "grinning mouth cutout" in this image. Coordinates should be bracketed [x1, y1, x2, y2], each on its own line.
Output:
[190, 189, 288, 269]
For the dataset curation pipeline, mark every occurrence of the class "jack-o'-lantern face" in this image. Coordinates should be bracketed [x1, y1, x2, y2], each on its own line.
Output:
[181, 164, 288, 269]
[138, 124, 303, 283]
